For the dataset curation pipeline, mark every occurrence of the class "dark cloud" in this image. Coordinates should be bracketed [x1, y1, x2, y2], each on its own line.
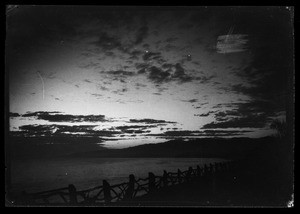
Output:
[129, 118, 176, 124]
[90, 93, 103, 97]
[104, 51, 116, 57]
[98, 86, 109, 91]
[205, 100, 280, 129]
[172, 63, 193, 83]
[164, 44, 177, 52]
[107, 70, 135, 76]
[135, 62, 149, 74]
[18, 124, 121, 137]
[78, 62, 101, 69]
[22, 111, 62, 117]
[142, 51, 161, 61]
[194, 102, 209, 109]
[135, 25, 149, 45]
[203, 130, 252, 134]
[212, 102, 244, 109]
[181, 99, 198, 103]
[135, 83, 147, 88]
[143, 43, 150, 48]
[165, 37, 178, 43]
[202, 115, 270, 129]
[135, 62, 148, 70]
[115, 125, 157, 130]
[22, 111, 108, 123]
[198, 75, 216, 84]
[10, 112, 20, 117]
[148, 129, 252, 137]
[111, 124, 155, 134]
[194, 111, 215, 117]
[162, 63, 174, 69]
[92, 32, 122, 50]
[137, 68, 147, 74]
[135, 62, 193, 84]
[148, 66, 170, 83]
[131, 49, 143, 56]
[19, 124, 55, 136]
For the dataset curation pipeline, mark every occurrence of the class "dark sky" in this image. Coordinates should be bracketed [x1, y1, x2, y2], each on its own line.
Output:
[7, 6, 293, 147]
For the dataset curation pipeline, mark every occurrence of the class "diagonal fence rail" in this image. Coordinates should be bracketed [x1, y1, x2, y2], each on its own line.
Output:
[15, 160, 237, 205]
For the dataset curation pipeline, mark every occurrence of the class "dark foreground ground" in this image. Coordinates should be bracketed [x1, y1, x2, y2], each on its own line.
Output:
[6, 137, 293, 207]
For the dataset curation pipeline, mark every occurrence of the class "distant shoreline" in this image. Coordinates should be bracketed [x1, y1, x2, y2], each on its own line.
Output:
[8, 136, 276, 160]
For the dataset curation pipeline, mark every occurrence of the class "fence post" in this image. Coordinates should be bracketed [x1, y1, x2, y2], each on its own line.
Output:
[124, 174, 135, 200]
[197, 165, 201, 176]
[214, 162, 219, 173]
[204, 164, 208, 175]
[68, 184, 78, 204]
[148, 172, 156, 193]
[163, 170, 168, 187]
[209, 163, 214, 174]
[103, 180, 112, 203]
[186, 166, 193, 181]
[177, 169, 182, 183]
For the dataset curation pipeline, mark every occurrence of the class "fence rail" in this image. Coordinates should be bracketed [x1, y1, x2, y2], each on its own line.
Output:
[16, 160, 236, 205]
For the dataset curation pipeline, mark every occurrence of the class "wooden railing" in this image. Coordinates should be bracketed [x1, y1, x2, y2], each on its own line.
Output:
[16, 160, 236, 205]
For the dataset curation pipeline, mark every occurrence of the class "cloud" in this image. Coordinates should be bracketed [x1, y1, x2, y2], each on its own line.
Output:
[194, 111, 215, 117]
[135, 83, 147, 89]
[165, 37, 178, 43]
[143, 51, 162, 61]
[115, 125, 157, 130]
[181, 99, 198, 103]
[204, 100, 280, 129]
[84, 79, 92, 83]
[90, 93, 103, 98]
[92, 32, 122, 50]
[148, 66, 170, 83]
[194, 102, 209, 109]
[135, 62, 194, 84]
[135, 25, 149, 45]
[10, 112, 20, 117]
[22, 111, 108, 123]
[106, 70, 135, 76]
[201, 115, 270, 129]
[112, 124, 156, 134]
[148, 129, 252, 137]
[98, 86, 109, 91]
[172, 63, 193, 83]
[198, 75, 216, 84]
[129, 118, 176, 124]
[162, 63, 174, 69]
[18, 124, 121, 137]
[112, 88, 129, 95]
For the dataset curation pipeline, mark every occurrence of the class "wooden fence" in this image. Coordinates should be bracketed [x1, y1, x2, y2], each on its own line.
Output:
[16, 160, 237, 205]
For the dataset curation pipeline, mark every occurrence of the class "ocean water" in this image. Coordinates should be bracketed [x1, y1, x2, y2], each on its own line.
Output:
[10, 157, 228, 195]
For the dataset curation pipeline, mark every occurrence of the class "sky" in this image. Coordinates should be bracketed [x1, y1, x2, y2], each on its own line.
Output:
[6, 6, 293, 147]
